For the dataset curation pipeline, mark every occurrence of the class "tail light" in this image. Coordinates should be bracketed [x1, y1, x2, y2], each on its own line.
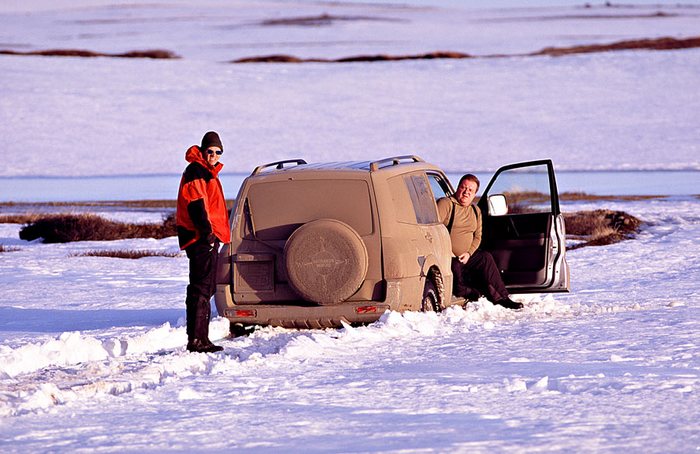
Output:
[356, 305, 378, 314]
[233, 309, 257, 318]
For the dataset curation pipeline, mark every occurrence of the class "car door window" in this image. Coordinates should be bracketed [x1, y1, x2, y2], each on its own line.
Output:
[485, 163, 552, 214]
[427, 172, 452, 201]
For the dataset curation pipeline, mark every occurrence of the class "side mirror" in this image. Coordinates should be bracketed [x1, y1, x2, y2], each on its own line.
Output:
[488, 194, 508, 216]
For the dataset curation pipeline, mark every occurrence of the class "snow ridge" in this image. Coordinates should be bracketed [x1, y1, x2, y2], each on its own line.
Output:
[0, 297, 647, 417]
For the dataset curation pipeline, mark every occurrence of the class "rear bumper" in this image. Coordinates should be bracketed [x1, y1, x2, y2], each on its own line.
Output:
[214, 277, 410, 328]
[221, 302, 390, 329]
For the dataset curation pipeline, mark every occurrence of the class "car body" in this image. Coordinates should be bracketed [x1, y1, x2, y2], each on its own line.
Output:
[214, 156, 569, 330]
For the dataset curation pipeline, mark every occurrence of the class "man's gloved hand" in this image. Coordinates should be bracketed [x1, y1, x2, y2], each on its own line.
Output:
[201, 232, 217, 249]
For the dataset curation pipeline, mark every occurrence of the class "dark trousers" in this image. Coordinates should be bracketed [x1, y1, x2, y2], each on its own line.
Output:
[451, 249, 509, 303]
[185, 242, 219, 342]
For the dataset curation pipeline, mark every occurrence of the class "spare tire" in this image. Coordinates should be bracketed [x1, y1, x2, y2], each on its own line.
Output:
[284, 219, 369, 304]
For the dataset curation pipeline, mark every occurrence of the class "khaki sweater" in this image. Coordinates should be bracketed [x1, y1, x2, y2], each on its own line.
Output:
[437, 196, 482, 257]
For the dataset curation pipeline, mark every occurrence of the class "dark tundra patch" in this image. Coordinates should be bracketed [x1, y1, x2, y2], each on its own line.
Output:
[19, 213, 177, 243]
[233, 51, 472, 63]
[564, 210, 642, 250]
[232, 35, 700, 64]
[530, 36, 700, 57]
[0, 49, 180, 59]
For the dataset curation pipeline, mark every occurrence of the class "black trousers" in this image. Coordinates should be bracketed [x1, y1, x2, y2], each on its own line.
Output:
[185, 241, 219, 342]
[451, 249, 509, 303]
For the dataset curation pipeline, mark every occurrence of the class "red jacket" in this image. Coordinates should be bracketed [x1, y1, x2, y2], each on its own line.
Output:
[176, 146, 231, 249]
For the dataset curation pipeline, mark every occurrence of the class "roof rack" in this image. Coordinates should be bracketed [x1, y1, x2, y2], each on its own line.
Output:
[369, 155, 424, 172]
[251, 159, 307, 176]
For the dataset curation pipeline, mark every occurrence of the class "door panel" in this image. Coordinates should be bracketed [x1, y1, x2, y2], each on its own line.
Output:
[486, 212, 551, 286]
[478, 160, 569, 293]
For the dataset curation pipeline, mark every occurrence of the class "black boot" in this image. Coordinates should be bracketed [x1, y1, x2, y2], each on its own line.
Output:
[187, 338, 224, 353]
[185, 297, 197, 343]
[495, 298, 524, 310]
[188, 297, 223, 353]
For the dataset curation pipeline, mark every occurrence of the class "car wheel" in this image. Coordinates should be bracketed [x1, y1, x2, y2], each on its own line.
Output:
[284, 219, 368, 304]
[230, 322, 255, 338]
[421, 278, 439, 312]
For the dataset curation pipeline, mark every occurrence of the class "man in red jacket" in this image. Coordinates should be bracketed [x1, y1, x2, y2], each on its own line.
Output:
[176, 131, 231, 352]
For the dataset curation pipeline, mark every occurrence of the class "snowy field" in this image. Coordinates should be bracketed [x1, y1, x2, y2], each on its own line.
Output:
[1, 0, 699, 452]
[1, 197, 698, 452]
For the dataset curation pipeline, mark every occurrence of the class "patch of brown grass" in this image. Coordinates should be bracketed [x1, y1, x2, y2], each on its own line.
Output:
[233, 51, 472, 63]
[0, 213, 45, 224]
[71, 249, 180, 259]
[531, 36, 700, 57]
[338, 51, 471, 62]
[0, 49, 180, 59]
[564, 209, 641, 250]
[232, 35, 700, 64]
[235, 54, 307, 63]
[18, 213, 177, 243]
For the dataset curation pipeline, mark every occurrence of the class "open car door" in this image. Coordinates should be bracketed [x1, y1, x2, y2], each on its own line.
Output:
[477, 160, 569, 293]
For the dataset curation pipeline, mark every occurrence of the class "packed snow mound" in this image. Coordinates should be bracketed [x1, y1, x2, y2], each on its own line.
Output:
[0, 297, 648, 417]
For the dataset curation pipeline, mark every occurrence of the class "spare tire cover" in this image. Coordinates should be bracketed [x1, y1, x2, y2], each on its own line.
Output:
[284, 219, 369, 304]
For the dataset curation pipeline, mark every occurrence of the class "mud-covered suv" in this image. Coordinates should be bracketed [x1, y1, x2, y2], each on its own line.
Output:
[214, 156, 569, 329]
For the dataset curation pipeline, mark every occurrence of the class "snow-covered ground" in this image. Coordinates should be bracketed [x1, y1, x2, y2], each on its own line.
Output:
[1, 197, 698, 451]
[1, 0, 699, 452]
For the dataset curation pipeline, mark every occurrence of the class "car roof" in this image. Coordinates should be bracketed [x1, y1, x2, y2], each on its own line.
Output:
[249, 155, 445, 178]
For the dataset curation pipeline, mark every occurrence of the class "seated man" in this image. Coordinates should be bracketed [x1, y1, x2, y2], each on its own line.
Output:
[437, 174, 523, 310]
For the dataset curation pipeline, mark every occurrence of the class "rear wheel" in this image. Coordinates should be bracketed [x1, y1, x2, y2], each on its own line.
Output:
[421, 278, 439, 312]
[230, 322, 255, 338]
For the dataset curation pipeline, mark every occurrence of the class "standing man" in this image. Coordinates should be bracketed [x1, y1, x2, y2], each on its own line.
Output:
[437, 174, 523, 310]
[176, 131, 231, 352]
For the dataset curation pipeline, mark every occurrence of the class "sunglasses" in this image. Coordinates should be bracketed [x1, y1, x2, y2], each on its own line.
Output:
[206, 149, 223, 156]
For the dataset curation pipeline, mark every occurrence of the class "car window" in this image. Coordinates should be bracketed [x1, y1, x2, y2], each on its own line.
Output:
[246, 179, 374, 240]
[485, 164, 552, 214]
[406, 174, 439, 225]
[388, 172, 439, 225]
[427, 172, 452, 200]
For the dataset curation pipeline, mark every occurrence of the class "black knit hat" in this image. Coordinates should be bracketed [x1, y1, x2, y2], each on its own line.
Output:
[200, 131, 223, 153]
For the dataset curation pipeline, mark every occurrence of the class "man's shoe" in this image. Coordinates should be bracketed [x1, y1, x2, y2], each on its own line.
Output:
[495, 298, 524, 310]
[187, 339, 224, 353]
